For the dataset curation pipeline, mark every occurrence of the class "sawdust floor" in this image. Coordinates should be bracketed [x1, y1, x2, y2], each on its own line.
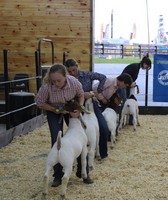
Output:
[0, 115, 168, 200]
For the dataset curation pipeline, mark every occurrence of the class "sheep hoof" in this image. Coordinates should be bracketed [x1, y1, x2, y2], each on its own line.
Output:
[41, 193, 47, 200]
[89, 166, 94, 171]
[81, 173, 87, 179]
[60, 194, 66, 200]
[96, 155, 101, 161]
[97, 157, 102, 161]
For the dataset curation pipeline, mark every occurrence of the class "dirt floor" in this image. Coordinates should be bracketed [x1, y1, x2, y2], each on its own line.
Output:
[0, 115, 168, 200]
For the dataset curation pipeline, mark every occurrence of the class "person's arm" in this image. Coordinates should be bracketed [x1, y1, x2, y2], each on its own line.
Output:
[35, 84, 63, 113]
[78, 94, 85, 106]
[90, 72, 106, 93]
[94, 83, 110, 104]
[74, 79, 85, 106]
[97, 92, 109, 104]
[37, 103, 55, 112]
[35, 85, 55, 112]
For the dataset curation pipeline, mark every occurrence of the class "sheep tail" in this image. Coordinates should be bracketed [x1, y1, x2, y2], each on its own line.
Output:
[56, 130, 62, 150]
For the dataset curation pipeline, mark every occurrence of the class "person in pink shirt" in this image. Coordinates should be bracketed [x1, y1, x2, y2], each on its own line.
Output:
[93, 73, 133, 110]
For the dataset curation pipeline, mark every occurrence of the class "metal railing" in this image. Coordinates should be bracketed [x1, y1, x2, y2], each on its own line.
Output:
[0, 39, 66, 131]
[94, 43, 168, 58]
[0, 49, 40, 130]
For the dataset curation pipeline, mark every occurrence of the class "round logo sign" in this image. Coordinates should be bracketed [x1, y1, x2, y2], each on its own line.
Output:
[158, 70, 168, 86]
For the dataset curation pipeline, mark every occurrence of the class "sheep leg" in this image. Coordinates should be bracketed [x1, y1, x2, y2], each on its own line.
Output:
[60, 167, 72, 198]
[132, 115, 137, 131]
[42, 153, 58, 196]
[119, 114, 124, 130]
[81, 147, 87, 179]
[110, 131, 116, 149]
[126, 115, 129, 125]
[88, 145, 95, 170]
[110, 131, 114, 148]
[136, 111, 140, 126]
[95, 133, 101, 160]
[42, 166, 52, 196]
[137, 119, 140, 126]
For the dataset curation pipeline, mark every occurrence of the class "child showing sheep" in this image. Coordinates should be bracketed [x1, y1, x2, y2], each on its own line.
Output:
[35, 64, 93, 188]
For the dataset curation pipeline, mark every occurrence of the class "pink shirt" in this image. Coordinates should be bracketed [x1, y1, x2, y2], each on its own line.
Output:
[93, 77, 118, 101]
[35, 75, 84, 107]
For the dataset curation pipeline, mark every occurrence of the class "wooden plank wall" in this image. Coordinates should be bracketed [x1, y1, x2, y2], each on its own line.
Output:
[0, 0, 93, 94]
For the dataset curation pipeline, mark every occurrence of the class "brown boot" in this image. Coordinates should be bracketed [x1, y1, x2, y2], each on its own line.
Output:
[83, 175, 94, 184]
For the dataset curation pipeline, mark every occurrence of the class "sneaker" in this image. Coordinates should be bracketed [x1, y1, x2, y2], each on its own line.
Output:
[83, 175, 94, 184]
[51, 178, 62, 187]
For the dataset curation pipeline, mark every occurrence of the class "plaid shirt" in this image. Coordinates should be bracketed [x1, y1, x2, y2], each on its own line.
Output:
[35, 75, 84, 107]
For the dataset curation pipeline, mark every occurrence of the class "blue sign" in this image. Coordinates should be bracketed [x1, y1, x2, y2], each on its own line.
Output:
[153, 54, 168, 102]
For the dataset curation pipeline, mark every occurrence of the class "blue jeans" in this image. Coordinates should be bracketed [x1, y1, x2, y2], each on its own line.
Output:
[47, 111, 69, 179]
[93, 101, 109, 158]
[47, 111, 69, 146]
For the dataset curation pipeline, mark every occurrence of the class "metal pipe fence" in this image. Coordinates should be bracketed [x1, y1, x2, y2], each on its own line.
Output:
[0, 49, 41, 130]
[94, 43, 168, 58]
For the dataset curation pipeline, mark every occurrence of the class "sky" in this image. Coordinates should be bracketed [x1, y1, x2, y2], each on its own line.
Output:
[95, 0, 168, 44]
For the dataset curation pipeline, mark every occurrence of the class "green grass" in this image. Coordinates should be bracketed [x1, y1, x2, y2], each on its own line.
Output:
[94, 57, 153, 64]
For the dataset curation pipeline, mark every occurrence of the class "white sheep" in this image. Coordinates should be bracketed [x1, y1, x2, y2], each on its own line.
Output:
[82, 98, 100, 170]
[102, 107, 118, 148]
[118, 95, 140, 131]
[42, 117, 88, 199]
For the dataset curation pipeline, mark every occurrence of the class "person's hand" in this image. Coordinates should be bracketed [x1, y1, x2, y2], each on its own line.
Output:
[62, 110, 69, 114]
[84, 92, 92, 99]
[69, 110, 81, 118]
[93, 91, 98, 97]
[92, 96, 98, 101]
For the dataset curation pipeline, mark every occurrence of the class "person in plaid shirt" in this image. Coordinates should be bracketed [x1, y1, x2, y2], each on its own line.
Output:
[35, 64, 93, 187]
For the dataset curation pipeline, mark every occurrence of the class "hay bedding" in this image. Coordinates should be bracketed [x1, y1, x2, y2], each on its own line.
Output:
[0, 115, 168, 200]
